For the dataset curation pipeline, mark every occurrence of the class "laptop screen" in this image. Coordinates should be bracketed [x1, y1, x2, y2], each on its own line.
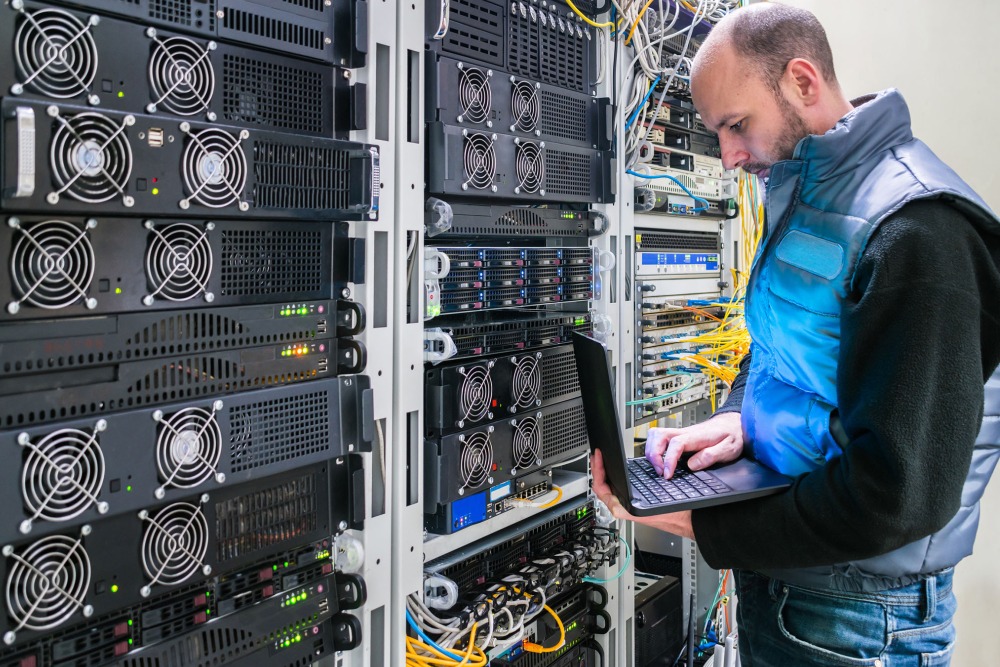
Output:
[571, 332, 634, 502]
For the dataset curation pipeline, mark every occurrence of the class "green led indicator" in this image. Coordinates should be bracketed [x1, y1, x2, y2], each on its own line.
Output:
[206, 610, 211, 616]
[273, 564, 278, 571]
[126, 485, 132, 492]
[117, 91, 124, 98]
[111, 584, 119, 593]
[284, 561, 289, 568]
[115, 287, 122, 295]
[127, 619, 133, 626]
[128, 638, 134, 645]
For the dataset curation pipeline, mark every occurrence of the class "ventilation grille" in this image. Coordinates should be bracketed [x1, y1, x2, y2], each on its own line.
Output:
[508, 8, 538, 85]
[252, 142, 350, 211]
[282, 0, 327, 11]
[227, 391, 331, 472]
[222, 9, 324, 51]
[539, 91, 588, 143]
[443, 0, 503, 65]
[542, 403, 587, 461]
[541, 351, 579, 402]
[222, 55, 324, 135]
[149, 0, 216, 30]
[219, 229, 324, 296]
[637, 230, 720, 252]
[123, 626, 254, 667]
[8, 219, 95, 312]
[130, 357, 245, 396]
[544, 150, 591, 197]
[215, 473, 319, 561]
[509, 13, 588, 93]
[128, 313, 246, 347]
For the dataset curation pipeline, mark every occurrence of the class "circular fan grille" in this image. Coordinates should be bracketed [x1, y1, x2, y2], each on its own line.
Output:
[145, 223, 213, 302]
[181, 128, 247, 208]
[511, 81, 539, 132]
[515, 141, 544, 194]
[462, 133, 496, 190]
[141, 502, 209, 588]
[50, 113, 132, 203]
[513, 417, 540, 469]
[459, 365, 493, 423]
[460, 432, 493, 489]
[10, 220, 95, 310]
[148, 36, 215, 116]
[22, 429, 105, 526]
[6, 534, 90, 632]
[156, 407, 222, 489]
[13, 9, 97, 99]
[458, 66, 490, 124]
[511, 355, 541, 408]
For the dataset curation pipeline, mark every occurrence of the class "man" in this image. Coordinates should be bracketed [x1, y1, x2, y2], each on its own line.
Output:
[592, 3, 1000, 665]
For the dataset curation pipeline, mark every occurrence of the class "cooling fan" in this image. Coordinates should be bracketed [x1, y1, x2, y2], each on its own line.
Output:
[153, 401, 225, 499]
[7, 218, 98, 315]
[458, 428, 494, 494]
[49, 108, 135, 206]
[3, 527, 94, 645]
[461, 131, 496, 191]
[510, 353, 542, 411]
[146, 29, 217, 118]
[143, 221, 215, 305]
[138, 497, 211, 598]
[17, 421, 109, 536]
[457, 361, 494, 428]
[510, 80, 540, 133]
[511, 415, 541, 473]
[456, 63, 491, 125]
[514, 139, 544, 195]
[11, 6, 99, 102]
[180, 123, 249, 210]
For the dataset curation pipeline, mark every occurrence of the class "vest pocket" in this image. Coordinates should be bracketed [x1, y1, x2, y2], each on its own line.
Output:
[807, 396, 845, 460]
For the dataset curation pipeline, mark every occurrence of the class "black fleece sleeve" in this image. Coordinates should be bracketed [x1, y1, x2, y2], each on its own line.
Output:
[690, 199, 1000, 570]
[713, 349, 751, 416]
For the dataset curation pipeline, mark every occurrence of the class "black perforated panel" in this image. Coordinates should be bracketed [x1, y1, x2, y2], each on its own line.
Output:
[636, 230, 720, 252]
[545, 150, 592, 197]
[251, 142, 351, 211]
[222, 8, 324, 50]
[222, 55, 325, 135]
[542, 403, 587, 461]
[539, 90, 588, 143]
[227, 391, 331, 472]
[215, 473, 319, 561]
[219, 228, 325, 296]
[541, 350, 579, 402]
[149, 0, 215, 29]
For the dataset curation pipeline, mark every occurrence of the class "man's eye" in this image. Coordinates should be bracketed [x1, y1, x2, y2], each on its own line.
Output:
[730, 120, 744, 132]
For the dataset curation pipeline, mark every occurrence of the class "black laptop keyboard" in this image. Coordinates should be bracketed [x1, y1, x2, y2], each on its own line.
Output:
[627, 458, 732, 505]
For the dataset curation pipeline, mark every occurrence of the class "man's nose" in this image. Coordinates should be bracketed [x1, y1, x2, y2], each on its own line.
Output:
[720, 136, 749, 171]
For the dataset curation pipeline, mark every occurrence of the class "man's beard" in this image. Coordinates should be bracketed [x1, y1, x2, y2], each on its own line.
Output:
[743, 93, 811, 175]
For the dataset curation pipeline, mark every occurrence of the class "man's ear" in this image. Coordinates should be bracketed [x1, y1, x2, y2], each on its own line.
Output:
[783, 57, 823, 106]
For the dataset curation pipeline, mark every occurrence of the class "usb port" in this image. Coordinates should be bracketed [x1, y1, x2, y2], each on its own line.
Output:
[148, 128, 164, 147]
[317, 358, 329, 373]
[316, 319, 327, 334]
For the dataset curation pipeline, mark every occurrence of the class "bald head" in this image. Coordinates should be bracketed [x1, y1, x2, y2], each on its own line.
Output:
[692, 3, 839, 96]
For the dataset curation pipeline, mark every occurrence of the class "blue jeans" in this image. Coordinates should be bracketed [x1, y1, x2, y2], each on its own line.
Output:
[734, 569, 956, 667]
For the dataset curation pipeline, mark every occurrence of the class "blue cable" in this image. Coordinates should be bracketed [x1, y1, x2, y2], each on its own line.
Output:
[624, 75, 661, 131]
[406, 608, 463, 661]
[626, 168, 710, 212]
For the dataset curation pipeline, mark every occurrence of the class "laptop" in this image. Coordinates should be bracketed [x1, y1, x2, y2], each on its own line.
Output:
[571, 332, 792, 516]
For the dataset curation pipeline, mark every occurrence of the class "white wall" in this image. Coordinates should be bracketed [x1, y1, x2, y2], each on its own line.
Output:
[771, 1, 1000, 664]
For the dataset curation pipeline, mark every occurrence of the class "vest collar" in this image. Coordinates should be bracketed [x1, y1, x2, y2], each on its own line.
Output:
[793, 89, 914, 182]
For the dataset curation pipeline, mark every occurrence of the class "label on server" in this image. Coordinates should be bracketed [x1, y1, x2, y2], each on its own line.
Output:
[637, 252, 720, 275]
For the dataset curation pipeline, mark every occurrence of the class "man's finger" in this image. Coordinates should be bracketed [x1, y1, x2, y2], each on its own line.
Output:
[645, 428, 681, 475]
[688, 440, 741, 470]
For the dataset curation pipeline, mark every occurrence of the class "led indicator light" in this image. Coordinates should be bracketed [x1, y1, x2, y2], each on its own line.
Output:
[128, 619, 133, 626]
[111, 584, 119, 593]
[151, 187, 159, 195]
[126, 485, 132, 492]
[117, 91, 124, 98]
[115, 287, 122, 294]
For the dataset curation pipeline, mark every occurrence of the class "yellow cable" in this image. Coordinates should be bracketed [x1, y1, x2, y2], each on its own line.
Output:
[538, 485, 564, 509]
[565, 0, 614, 28]
[624, 0, 655, 45]
[522, 604, 566, 653]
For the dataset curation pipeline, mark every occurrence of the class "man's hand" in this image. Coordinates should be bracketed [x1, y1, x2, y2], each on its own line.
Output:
[645, 411, 744, 478]
[590, 448, 694, 539]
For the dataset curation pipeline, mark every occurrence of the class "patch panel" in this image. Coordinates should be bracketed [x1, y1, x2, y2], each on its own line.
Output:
[424, 469, 553, 535]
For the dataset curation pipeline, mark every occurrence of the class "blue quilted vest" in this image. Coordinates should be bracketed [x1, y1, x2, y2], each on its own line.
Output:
[743, 89, 1000, 592]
